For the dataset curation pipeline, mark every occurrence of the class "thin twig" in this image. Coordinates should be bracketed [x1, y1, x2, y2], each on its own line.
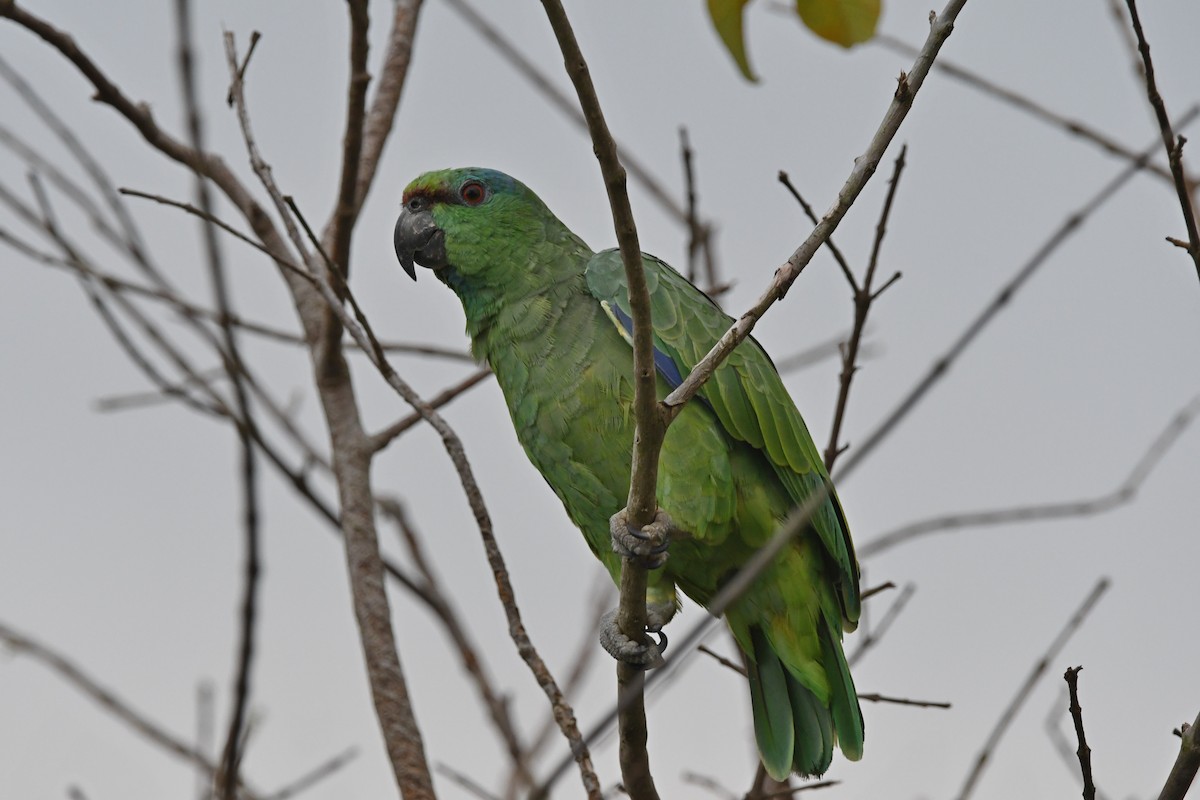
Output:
[354, 0, 422, 210]
[0, 620, 261, 800]
[955, 579, 1110, 800]
[444, 0, 689, 225]
[860, 393, 1200, 557]
[848, 583, 915, 667]
[1121, 0, 1200, 281]
[1063, 667, 1097, 800]
[264, 747, 360, 800]
[196, 681, 215, 800]
[697, 644, 747, 677]
[381, 499, 533, 789]
[858, 693, 951, 709]
[175, 5, 261, 795]
[1045, 690, 1114, 800]
[679, 127, 717, 292]
[223, 31, 437, 800]
[774, 330, 875, 375]
[369, 366, 494, 452]
[777, 170, 857, 291]
[681, 772, 738, 800]
[434, 763, 503, 800]
[872, 33, 1175, 184]
[824, 145, 907, 471]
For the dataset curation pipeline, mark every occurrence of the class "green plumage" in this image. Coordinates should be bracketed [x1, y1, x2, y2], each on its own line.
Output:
[396, 167, 863, 778]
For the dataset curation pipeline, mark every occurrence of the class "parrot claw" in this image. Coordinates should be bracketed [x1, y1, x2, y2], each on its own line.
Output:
[609, 508, 675, 569]
[599, 609, 666, 670]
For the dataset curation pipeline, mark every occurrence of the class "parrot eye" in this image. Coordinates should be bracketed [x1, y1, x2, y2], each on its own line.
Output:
[459, 180, 487, 206]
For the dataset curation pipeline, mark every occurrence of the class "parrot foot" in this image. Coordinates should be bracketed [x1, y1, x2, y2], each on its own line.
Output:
[599, 608, 668, 670]
[609, 508, 675, 569]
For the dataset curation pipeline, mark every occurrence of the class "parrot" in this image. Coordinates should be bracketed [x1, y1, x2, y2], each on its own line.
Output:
[393, 167, 863, 779]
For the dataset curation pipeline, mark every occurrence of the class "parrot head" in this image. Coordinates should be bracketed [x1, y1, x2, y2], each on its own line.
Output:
[394, 167, 556, 284]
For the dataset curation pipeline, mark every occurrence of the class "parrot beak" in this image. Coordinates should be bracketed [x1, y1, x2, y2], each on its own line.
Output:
[394, 206, 447, 281]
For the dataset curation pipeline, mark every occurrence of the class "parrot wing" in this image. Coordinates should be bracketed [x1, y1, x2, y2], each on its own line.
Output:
[584, 249, 860, 626]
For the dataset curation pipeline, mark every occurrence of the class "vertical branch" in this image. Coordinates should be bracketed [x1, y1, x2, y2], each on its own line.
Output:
[824, 145, 906, 470]
[223, 33, 437, 800]
[955, 579, 1110, 800]
[328, 0, 370, 281]
[173, 3, 261, 797]
[1063, 667, 1097, 800]
[354, 0, 423, 208]
[538, 2, 662, 797]
[1122, 0, 1200, 281]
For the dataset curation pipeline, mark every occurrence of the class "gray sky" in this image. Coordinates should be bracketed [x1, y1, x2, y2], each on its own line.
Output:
[2, 1, 1199, 798]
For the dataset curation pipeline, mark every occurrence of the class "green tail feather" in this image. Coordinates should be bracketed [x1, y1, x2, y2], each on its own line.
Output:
[747, 628, 795, 781]
[748, 625, 863, 779]
[820, 620, 865, 761]
[748, 627, 836, 779]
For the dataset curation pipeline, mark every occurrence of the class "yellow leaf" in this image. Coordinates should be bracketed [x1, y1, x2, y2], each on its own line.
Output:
[795, 0, 881, 47]
[706, 0, 758, 82]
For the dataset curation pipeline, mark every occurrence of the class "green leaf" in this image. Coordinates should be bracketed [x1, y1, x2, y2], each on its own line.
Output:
[706, 0, 758, 82]
[795, 0, 881, 47]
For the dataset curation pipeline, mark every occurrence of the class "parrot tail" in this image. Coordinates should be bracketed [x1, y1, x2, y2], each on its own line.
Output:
[746, 624, 864, 780]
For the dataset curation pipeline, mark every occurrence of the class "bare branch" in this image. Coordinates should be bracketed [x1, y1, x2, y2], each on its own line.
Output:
[873, 33, 1176, 184]
[355, 0, 422, 210]
[955, 579, 1110, 800]
[860, 393, 1200, 557]
[848, 583, 915, 667]
[381, 499, 532, 789]
[858, 693, 951, 709]
[264, 747, 360, 800]
[282, 188, 600, 796]
[1121, 0, 1200, 281]
[435, 764, 502, 800]
[824, 145, 907, 471]
[538, 2, 662, 796]
[223, 32, 436, 800]
[777, 170, 857, 291]
[1063, 666, 1097, 800]
[0, 620, 261, 800]
[369, 366, 493, 452]
[174, 5, 262, 795]
[661, 5, 967, 417]
[1157, 709, 1200, 800]
[325, 0, 370, 282]
[444, 0, 688, 226]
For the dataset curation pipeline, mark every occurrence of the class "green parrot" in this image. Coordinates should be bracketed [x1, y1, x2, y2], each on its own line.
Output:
[394, 167, 863, 779]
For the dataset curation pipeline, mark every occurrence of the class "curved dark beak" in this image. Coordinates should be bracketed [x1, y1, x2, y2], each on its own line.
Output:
[393, 207, 447, 280]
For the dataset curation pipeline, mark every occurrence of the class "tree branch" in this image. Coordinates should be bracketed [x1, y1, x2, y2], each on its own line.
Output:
[173, 4, 262, 795]
[1157, 709, 1200, 800]
[824, 145, 907, 471]
[860, 392, 1200, 557]
[1063, 666, 1097, 800]
[955, 579, 1110, 800]
[537, 2, 662, 796]
[0, 619, 262, 800]
[1121, 0, 1200, 281]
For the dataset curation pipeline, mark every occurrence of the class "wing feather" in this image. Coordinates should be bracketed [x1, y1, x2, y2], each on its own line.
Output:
[584, 249, 860, 622]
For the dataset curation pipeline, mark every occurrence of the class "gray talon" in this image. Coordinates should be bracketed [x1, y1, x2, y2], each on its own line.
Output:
[599, 609, 666, 670]
[609, 508, 676, 569]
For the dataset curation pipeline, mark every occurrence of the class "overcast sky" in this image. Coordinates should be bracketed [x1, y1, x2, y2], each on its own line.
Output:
[2, 1, 1199, 799]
